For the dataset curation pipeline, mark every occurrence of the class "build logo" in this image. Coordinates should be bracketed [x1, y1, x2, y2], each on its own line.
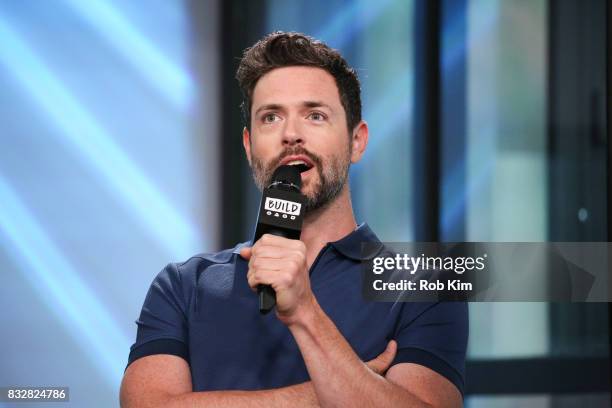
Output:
[264, 197, 301, 220]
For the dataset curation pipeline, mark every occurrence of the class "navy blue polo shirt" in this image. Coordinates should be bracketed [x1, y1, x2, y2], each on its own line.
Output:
[127, 223, 468, 394]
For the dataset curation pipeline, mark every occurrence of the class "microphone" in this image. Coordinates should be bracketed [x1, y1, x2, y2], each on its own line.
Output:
[253, 164, 307, 314]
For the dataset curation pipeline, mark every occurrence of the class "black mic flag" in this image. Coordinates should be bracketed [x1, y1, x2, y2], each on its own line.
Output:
[253, 164, 307, 314]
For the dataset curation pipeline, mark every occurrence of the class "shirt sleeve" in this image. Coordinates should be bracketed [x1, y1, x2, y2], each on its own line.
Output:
[391, 301, 469, 395]
[126, 263, 190, 368]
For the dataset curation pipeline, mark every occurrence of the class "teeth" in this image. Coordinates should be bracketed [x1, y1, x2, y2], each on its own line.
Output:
[287, 160, 307, 166]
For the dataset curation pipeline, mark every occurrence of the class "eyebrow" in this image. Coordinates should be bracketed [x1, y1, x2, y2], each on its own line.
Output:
[254, 101, 333, 116]
[302, 100, 332, 110]
[254, 103, 283, 116]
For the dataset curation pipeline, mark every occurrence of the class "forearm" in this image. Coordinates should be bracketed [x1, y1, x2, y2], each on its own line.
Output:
[123, 381, 318, 408]
[288, 298, 430, 408]
[171, 382, 317, 407]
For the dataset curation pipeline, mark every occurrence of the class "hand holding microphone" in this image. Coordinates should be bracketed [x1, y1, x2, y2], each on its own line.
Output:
[240, 234, 315, 324]
[242, 164, 309, 315]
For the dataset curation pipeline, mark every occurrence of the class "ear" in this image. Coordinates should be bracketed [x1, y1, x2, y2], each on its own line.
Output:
[242, 127, 252, 165]
[350, 120, 369, 164]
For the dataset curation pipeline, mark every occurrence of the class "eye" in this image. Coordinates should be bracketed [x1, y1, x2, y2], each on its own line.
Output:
[262, 113, 280, 124]
[308, 111, 327, 121]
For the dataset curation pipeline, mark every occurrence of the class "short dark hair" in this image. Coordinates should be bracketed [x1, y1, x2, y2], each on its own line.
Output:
[236, 31, 362, 133]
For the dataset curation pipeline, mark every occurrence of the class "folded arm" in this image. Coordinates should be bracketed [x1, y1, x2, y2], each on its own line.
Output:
[119, 354, 318, 408]
[286, 297, 462, 408]
[119, 340, 396, 407]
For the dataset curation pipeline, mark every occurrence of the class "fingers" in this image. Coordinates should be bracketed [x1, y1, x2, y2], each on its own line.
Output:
[251, 245, 297, 260]
[239, 246, 252, 260]
[241, 244, 292, 260]
[246, 239, 306, 291]
[249, 257, 292, 272]
[382, 339, 397, 362]
[243, 235, 306, 265]
[258, 234, 306, 252]
[242, 236, 305, 261]
[243, 235, 310, 316]
[365, 340, 398, 375]
[247, 268, 291, 291]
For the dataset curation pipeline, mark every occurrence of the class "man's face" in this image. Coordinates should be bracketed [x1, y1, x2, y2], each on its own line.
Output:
[244, 66, 352, 212]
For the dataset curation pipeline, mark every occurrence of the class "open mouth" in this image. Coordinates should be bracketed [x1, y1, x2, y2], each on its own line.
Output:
[279, 155, 315, 172]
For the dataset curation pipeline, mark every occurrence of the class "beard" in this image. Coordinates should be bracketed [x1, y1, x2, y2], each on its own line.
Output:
[250, 145, 351, 213]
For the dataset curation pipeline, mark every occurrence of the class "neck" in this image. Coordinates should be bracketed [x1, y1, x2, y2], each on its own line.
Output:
[300, 183, 357, 268]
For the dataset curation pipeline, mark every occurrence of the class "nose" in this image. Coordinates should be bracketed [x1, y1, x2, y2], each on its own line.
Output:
[282, 117, 304, 146]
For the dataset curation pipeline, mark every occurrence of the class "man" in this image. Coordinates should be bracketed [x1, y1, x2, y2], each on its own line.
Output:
[120, 32, 468, 407]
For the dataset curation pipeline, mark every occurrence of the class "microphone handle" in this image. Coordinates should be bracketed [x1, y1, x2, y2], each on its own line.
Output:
[258, 228, 292, 314]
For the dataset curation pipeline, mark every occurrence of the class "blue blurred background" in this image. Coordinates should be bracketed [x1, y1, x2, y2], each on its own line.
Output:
[0, 0, 608, 407]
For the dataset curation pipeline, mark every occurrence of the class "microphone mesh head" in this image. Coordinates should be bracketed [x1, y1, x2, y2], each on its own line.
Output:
[270, 164, 304, 189]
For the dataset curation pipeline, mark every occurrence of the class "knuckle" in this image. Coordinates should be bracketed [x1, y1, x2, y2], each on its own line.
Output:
[296, 240, 306, 252]
[281, 273, 293, 287]
[292, 250, 305, 262]
[253, 241, 265, 253]
[252, 258, 266, 270]
[287, 260, 298, 273]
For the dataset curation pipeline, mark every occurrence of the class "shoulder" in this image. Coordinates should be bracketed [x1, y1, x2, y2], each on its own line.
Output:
[176, 242, 247, 271]
[152, 242, 249, 293]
